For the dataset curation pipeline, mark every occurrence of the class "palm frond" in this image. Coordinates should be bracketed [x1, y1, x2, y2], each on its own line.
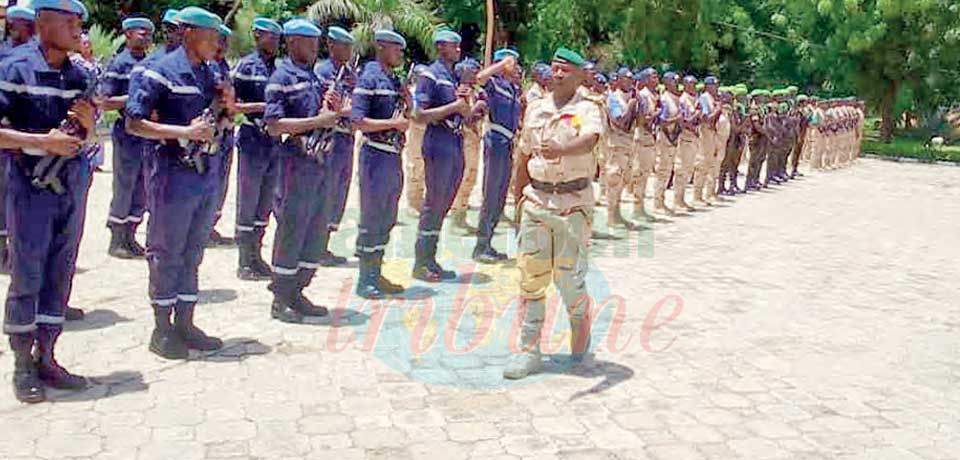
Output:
[87, 23, 125, 62]
[307, 0, 364, 24]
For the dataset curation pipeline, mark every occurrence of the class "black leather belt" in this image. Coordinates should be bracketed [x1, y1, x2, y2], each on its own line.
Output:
[530, 178, 590, 194]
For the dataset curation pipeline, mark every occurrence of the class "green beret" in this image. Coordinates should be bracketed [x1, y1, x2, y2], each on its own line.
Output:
[552, 47, 586, 69]
[797, 95, 809, 102]
[695, 82, 705, 91]
[787, 85, 799, 93]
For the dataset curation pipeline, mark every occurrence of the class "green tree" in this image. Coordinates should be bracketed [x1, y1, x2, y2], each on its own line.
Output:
[306, 0, 441, 61]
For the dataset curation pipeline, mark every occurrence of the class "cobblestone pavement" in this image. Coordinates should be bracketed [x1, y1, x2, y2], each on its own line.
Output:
[1, 155, 959, 460]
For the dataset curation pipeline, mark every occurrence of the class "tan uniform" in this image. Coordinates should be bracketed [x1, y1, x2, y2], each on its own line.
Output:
[604, 88, 635, 216]
[694, 92, 720, 203]
[452, 122, 481, 212]
[404, 121, 427, 211]
[654, 91, 681, 210]
[675, 92, 699, 208]
[631, 87, 658, 214]
[515, 88, 604, 359]
[713, 106, 731, 199]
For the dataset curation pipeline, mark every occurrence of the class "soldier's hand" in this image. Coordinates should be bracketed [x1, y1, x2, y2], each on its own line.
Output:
[326, 92, 343, 112]
[538, 138, 566, 160]
[42, 129, 82, 157]
[392, 116, 410, 132]
[456, 86, 473, 100]
[183, 117, 216, 142]
[69, 100, 96, 137]
[471, 100, 487, 118]
[452, 97, 471, 116]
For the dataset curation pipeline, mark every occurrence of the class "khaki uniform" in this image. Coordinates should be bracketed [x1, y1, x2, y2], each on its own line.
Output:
[403, 121, 427, 211]
[675, 92, 699, 209]
[654, 92, 681, 210]
[604, 88, 635, 216]
[713, 107, 731, 198]
[694, 92, 720, 203]
[452, 123, 481, 212]
[515, 89, 604, 360]
[631, 87, 658, 214]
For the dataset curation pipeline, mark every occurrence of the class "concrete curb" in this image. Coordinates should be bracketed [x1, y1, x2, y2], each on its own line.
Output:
[861, 152, 960, 167]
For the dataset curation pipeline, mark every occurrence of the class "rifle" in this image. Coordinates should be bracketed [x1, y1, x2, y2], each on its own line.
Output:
[389, 62, 415, 152]
[181, 70, 230, 174]
[307, 54, 360, 162]
[31, 75, 100, 195]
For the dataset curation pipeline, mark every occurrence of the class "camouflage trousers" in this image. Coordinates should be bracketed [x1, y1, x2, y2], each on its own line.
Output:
[604, 133, 634, 213]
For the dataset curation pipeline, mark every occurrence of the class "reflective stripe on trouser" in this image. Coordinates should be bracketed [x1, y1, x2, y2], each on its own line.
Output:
[693, 129, 716, 200]
[4, 156, 90, 334]
[674, 134, 698, 204]
[317, 132, 354, 250]
[416, 130, 464, 263]
[212, 132, 235, 228]
[518, 205, 591, 317]
[654, 134, 677, 202]
[477, 131, 513, 242]
[107, 121, 149, 230]
[236, 128, 278, 240]
[271, 155, 326, 292]
[357, 147, 403, 259]
[452, 127, 481, 212]
[147, 151, 222, 308]
[604, 133, 633, 211]
[631, 136, 656, 205]
[403, 124, 426, 211]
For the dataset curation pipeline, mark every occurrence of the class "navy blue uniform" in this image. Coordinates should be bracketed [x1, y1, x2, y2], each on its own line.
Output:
[264, 57, 327, 298]
[125, 46, 222, 311]
[233, 51, 278, 244]
[0, 40, 32, 269]
[211, 59, 235, 232]
[477, 74, 522, 248]
[103, 48, 150, 231]
[414, 60, 464, 269]
[351, 61, 404, 287]
[313, 58, 356, 258]
[0, 41, 93, 336]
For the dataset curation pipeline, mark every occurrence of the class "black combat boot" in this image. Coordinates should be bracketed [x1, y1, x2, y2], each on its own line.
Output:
[355, 255, 385, 300]
[294, 269, 329, 317]
[237, 238, 270, 281]
[270, 277, 305, 323]
[35, 325, 87, 390]
[10, 333, 44, 403]
[108, 226, 138, 259]
[149, 306, 188, 359]
[174, 304, 223, 351]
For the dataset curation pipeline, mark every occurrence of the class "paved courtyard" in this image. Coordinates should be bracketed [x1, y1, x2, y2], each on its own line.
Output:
[1, 154, 959, 460]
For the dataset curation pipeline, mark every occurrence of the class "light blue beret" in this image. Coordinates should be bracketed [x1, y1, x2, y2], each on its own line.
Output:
[327, 26, 353, 44]
[433, 29, 461, 44]
[282, 18, 322, 38]
[493, 48, 518, 62]
[31, 0, 87, 21]
[175, 7, 221, 30]
[219, 25, 232, 37]
[161, 8, 180, 25]
[6, 6, 35, 21]
[252, 17, 282, 34]
[122, 17, 154, 32]
[374, 29, 406, 49]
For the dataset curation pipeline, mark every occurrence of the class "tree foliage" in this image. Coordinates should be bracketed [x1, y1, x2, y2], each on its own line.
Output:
[80, 0, 960, 140]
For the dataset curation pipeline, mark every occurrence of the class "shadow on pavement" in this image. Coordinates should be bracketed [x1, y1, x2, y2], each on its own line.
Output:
[199, 289, 239, 305]
[63, 309, 133, 332]
[47, 370, 148, 402]
[193, 337, 271, 362]
[541, 357, 635, 400]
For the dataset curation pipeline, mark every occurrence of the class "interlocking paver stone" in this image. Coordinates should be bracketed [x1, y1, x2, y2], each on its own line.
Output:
[0, 158, 957, 459]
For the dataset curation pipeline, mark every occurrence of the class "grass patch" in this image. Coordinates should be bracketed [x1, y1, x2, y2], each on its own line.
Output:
[861, 118, 960, 162]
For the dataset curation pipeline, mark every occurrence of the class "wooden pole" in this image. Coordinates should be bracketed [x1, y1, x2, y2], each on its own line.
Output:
[483, 0, 495, 67]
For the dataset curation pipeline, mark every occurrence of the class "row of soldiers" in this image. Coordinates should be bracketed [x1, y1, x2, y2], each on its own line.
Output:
[0, 1, 866, 403]
[570, 68, 865, 230]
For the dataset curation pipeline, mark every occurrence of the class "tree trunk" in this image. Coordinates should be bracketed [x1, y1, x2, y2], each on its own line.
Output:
[224, 0, 243, 26]
[880, 80, 898, 143]
[484, 0, 495, 66]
